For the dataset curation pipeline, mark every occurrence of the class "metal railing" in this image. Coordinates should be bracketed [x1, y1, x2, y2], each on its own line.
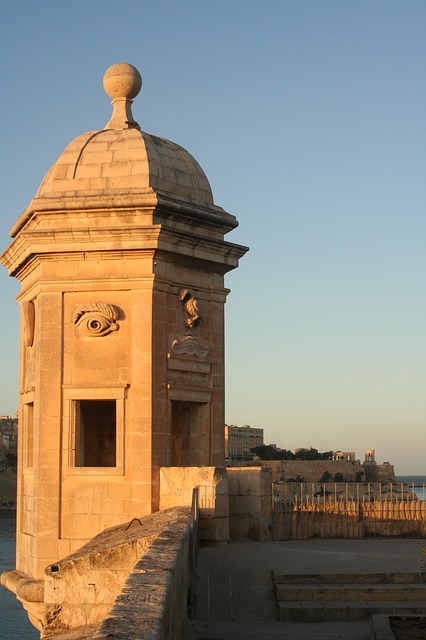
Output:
[188, 484, 217, 617]
[195, 484, 217, 509]
[189, 486, 199, 618]
[272, 482, 426, 540]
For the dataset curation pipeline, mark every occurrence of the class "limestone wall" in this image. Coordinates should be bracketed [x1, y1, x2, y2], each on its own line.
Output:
[42, 507, 191, 638]
[95, 511, 190, 640]
[159, 466, 230, 543]
[257, 459, 366, 483]
[159, 465, 273, 543]
[363, 462, 396, 482]
[227, 466, 272, 541]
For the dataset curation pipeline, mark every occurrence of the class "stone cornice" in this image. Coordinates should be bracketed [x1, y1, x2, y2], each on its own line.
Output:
[1, 222, 248, 279]
[10, 189, 238, 238]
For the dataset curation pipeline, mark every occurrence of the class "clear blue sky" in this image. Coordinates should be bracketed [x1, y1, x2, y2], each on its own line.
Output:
[0, 1, 425, 474]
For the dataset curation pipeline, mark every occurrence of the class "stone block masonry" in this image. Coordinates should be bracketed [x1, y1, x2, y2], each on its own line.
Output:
[0, 61, 247, 604]
[227, 466, 273, 541]
[0, 61, 248, 636]
[42, 507, 191, 639]
[94, 515, 190, 640]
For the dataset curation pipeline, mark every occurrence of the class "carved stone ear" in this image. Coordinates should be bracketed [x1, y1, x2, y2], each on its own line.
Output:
[73, 302, 120, 337]
[21, 300, 35, 347]
[179, 289, 201, 330]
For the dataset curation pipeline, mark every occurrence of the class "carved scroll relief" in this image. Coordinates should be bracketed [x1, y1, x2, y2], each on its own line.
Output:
[74, 302, 120, 337]
[171, 335, 209, 358]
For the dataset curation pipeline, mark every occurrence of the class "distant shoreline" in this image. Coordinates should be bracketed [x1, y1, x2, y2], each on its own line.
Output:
[397, 475, 426, 484]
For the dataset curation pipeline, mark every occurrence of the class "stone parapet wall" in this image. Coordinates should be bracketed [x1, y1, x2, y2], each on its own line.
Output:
[227, 466, 272, 541]
[159, 466, 227, 510]
[159, 465, 273, 543]
[159, 466, 230, 543]
[42, 507, 191, 638]
[94, 513, 190, 640]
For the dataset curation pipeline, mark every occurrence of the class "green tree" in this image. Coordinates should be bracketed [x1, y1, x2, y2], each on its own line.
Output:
[251, 445, 296, 460]
[251, 445, 282, 460]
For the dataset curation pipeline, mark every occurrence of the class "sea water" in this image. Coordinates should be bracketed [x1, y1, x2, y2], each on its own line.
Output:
[398, 476, 426, 501]
[0, 512, 39, 640]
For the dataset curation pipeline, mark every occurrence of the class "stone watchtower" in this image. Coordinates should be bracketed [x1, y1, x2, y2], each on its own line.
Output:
[1, 63, 247, 581]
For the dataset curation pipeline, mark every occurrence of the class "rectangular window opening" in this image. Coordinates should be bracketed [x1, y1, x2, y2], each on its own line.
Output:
[25, 402, 34, 468]
[75, 400, 116, 467]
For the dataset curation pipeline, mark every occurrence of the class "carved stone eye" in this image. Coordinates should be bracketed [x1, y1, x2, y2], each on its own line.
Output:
[74, 303, 120, 337]
[75, 312, 118, 336]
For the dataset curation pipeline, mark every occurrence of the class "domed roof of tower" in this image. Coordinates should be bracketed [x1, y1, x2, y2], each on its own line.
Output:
[35, 63, 214, 206]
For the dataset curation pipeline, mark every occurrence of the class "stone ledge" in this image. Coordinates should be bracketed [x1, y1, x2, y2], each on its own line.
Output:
[369, 614, 426, 639]
[370, 614, 396, 640]
[93, 513, 191, 640]
[43, 624, 100, 640]
[0, 569, 44, 602]
[40, 507, 191, 637]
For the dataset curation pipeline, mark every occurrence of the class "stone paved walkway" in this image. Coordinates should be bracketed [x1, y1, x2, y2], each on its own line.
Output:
[187, 538, 424, 640]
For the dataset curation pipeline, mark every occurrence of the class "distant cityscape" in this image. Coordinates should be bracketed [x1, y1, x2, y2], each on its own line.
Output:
[225, 424, 382, 464]
[225, 423, 397, 485]
[1, 417, 389, 474]
[0, 415, 18, 470]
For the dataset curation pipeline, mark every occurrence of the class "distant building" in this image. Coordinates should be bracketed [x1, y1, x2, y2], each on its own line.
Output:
[0, 415, 17, 426]
[362, 448, 395, 482]
[332, 451, 356, 462]
[0, 416, 18, 451]
[225, 424, 264, 460]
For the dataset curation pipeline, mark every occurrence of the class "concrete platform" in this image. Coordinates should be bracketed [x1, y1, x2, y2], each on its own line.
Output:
[187, 538, 425, 640]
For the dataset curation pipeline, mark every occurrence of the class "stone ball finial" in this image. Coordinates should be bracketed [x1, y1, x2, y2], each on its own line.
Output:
[103, 63, 142, 100]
